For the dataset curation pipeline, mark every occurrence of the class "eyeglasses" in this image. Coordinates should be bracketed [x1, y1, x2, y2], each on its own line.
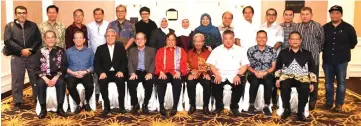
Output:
[266, 14, 277, 17]
[16, 12, 27, 15]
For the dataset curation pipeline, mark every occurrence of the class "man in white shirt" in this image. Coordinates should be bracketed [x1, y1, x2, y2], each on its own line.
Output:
[235, 6, 259, 50]
[87, 8, 110, 98]
[259, 8, 284, 53]
[259, 8, 284, 107]
[206, 30, 249, 116]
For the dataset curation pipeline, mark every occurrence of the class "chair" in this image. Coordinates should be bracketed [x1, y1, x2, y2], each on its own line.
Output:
[68, 83, 96, 112]
[276, 87, 310, 117]
[35, 86, 68, 115]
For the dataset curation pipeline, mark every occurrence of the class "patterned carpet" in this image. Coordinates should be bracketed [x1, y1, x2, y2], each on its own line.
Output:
[2, 80, 361, 126]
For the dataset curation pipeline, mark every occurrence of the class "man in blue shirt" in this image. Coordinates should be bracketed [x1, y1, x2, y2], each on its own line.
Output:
[66, 31, 94, 114]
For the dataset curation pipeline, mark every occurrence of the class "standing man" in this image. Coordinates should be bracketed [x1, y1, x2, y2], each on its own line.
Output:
[38, 5, 66, 48]
[108, 4, 136, 50]
[246, 30, 277, 117]
[280, 8, 296, 50]
[65, 9, 88, 49]
[259, 8, 284, 107]
[66, 31, 94, 114]
[135, 6, 157, 43]
[295, 7, 325, 110]
[4, 6, 42, 110]
[276, 31, 316, 121]
[127, 32, 156, 114]
[235, 6, 258, 49]
[218, 11, 234, 35]
[206, 30, 249, 116]
[95, 29, 128, 117]
[87, 8, 109, 97]
[323, 5, 358, 112]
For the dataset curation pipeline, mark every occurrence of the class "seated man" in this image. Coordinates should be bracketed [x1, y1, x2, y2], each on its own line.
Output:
[95, 29, 128, 117]
[275, 31, 315, 121]
[155, 32, 187, 117]
[66, 31, 94, 114]
[206, 30, 249, 116]
[36, 30, 67, 118]
[127, 32, 156, 114]
[246, 30, 277, 117]
[186, 33, 212, 115]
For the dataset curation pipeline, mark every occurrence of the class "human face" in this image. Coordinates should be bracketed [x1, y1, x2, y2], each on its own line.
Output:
[223, 34, 235, 48]
[73, 33, 85, 47]
[47, 8, 58, 22]
[44, 32, 56, 48]
[283, 10, 294, 23]
[222, 13, 233, 27]
[106, 31, 116, 45]
[160, 18, 168, 28]
[182, 19, 190, 29]
[330, 11, 342, 23]
[93, 10, 104, 23]
[300, 10, 313, 23]
[135, 33, 146, 47]
[15, 9, 27, 23]
[140, 11, 150, 22]
[166, 35, 176, 48]
[201, 16, 210, 26]
[243, 8, 254, 22]
[116, 7, 126, 20]
[73, 11, 84, 24]
[193, 36, 205, 50]
[256, 32, 267, 46]
[266, 10, 277, 24]
[288, 33, 302, 48]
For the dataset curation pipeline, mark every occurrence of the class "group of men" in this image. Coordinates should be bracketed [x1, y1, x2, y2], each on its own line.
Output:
[3, 3, 357, 122]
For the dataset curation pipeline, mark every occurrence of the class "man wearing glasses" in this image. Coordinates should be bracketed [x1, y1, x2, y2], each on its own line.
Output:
[65, 9, 88, 49]
[4, 6, 42, 110]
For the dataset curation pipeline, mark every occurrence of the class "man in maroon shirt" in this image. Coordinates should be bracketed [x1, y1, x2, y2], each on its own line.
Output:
[65, 9, 88, 49]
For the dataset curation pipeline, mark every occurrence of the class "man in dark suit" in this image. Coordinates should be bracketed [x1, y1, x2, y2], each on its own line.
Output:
[94, 29, 128, 117]
[127, 32, 156, 114]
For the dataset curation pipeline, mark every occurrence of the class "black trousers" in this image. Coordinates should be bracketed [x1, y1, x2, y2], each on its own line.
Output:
[280, 78, 310, 115]
[127, 70, 155, 106]
[186, 75, 211, 107]
[248, 73, 274, 105]
[66, 74, 94, 105]
[37, 75, 66, 105]
[156, 73, 183, 108]
[98, 71, 126, 109]
[309, 65, 319, 107]
[212, 76, 246, 110]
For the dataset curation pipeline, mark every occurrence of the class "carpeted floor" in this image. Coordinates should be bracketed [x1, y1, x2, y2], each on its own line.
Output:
[2, 79, 361, 126]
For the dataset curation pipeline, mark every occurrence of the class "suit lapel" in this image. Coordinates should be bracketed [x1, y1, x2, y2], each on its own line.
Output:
[104, 44, 112, 63]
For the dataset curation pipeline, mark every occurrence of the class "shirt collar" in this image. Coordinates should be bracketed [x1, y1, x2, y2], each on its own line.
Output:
[71, 22, 85, 29]
[263, 22, 277, 28]
[219, 24, 233, 29]
[222, 44, 235, 50]
[192, 47, 206, 53]
[138, 46, 145, 51]
[46, 20, 60, 26]
[282, 22, 295, 27]
[288, 47, 302, 53]
[72, 46, 86, 51]
[108, 44, 114, 48]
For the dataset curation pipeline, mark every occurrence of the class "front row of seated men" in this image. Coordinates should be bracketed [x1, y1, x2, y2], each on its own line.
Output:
[35, 29, 315, 121]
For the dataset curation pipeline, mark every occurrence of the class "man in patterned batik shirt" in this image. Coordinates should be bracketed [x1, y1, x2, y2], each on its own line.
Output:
[246, 30, 277, 117]
[39, 5, 66, 48]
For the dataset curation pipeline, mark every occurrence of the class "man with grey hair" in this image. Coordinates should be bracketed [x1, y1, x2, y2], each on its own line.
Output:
[186, 33, 212, 115]
[95, 28, 128, 117]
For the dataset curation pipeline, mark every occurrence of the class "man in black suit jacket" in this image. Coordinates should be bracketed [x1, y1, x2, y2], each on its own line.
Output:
[127, 32, 156, 114]
[94, 29, 128, 117]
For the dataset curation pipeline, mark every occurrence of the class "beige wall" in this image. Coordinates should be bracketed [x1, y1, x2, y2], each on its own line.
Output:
[54, 1, 115, 27]
[261, 0, 328, 25]
[13, 1, 43, 25]
[355, 1, 361, 37]
[2, 1, 6, 40]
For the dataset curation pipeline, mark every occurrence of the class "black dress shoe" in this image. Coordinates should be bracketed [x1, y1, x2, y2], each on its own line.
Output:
[130, 104, 140, 114]
[323, 103, 333, 110]
[119, 108, 127, 114]
[309, 104, 315, 111]
[213, 107, 224, 115]
[57, 108, 67, 117]
[13, 103, 21, 111]
[101, 109, 110, 117]
[231, 109, 241, 116]
[296, 113, 306, 121]
[247, 104, 256, 115]
[281, 109, 291, 120]
[142, 104, 149, 114]
[85, 104, 92, 112]
[332, 105, 342, 113]
[263, 107, 272, 117]
[74, 106, 82, 114]
[202, 107, 210, 115]
[38, 104, 47, 119]
[159, 106, 167, 116]
[188, 106, 196, 115]
[169, 108, 177, 116]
